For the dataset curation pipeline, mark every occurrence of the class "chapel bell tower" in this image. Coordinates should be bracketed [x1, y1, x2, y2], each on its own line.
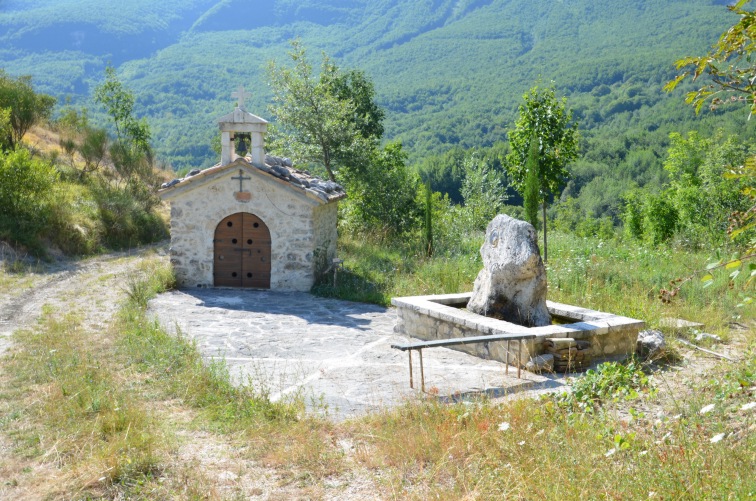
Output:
[217, 86, 268, 167]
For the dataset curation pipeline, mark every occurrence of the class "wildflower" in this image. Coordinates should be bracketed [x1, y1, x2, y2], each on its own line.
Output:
[498, 422, 510, 431]
[710, 433, 725, 443]
[518, 441, 525, 446]
[639, 450, 648, 456]
[699, 403, 715, 414]
[741, 402, 755, 412]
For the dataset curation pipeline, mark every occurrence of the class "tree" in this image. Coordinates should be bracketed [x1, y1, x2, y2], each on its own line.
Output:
[667, 0, 756, 232]
[0, 71, 55, 150]
[327, 69, 385, 142]
[423, 180, 434, 257]
[94, 67, 159, 210]
[507, 83, 579, 261]
[94, 66, 151, 157]
[340, 141, 421, 236]
[267, 40, 374, 182]
[523, 135, 540, 230]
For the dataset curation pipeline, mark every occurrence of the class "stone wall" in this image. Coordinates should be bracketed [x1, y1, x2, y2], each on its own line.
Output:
[392, 293, 644, 367]
[168, 167, 330, 291]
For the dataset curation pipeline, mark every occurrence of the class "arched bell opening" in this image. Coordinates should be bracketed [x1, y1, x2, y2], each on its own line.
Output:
[213, 212, 271, 288]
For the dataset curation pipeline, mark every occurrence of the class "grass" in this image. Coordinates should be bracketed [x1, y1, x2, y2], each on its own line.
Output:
[318, 230, 753, 329]
[312, 233, 482, 305]
[117, 262, 303, 427]
[0, 233, 753, 498]
[2, 309, 165, 496]
[349, 367, 755, 498]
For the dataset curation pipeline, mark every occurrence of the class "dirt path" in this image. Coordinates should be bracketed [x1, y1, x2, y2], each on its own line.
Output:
[0, 246, 173, 499]
[0, 249, 154, 355]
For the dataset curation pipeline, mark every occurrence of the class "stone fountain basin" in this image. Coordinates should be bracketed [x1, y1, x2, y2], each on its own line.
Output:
[392, 293, 645, 367]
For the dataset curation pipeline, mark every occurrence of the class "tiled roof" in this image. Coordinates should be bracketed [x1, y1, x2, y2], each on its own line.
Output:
[158, 154, 346, 204]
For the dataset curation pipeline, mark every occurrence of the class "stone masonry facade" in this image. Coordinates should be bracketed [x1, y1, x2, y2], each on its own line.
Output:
[164, 161, 339, 291]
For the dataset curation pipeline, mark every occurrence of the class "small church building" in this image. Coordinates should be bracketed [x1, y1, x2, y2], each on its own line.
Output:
[159, 87, 345, 291]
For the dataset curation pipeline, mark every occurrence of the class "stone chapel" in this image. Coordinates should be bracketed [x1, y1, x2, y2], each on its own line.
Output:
[159, 87, 345, 291]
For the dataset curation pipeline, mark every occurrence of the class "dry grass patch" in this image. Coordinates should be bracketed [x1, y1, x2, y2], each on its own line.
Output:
[1, 311, 167, 498]
[345, 343, 755, 499]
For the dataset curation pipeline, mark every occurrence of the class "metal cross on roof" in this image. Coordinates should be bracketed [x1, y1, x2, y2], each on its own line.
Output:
[231, 169, 251, 191]
[231, 86, 252, 109]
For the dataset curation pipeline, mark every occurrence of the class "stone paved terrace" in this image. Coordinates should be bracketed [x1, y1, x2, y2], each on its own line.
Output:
[148, 289, 561, 420]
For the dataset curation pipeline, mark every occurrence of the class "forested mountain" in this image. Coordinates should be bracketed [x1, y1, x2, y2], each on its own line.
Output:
[0, 0, 746, 180]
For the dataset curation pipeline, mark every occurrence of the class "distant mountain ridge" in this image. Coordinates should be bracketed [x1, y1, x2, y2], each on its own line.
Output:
[0, 0, 740, 170]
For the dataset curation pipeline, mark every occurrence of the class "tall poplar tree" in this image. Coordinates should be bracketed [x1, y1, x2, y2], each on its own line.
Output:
[523, 135, 540, 231]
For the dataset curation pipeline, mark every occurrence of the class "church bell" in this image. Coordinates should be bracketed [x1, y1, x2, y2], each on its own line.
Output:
[234, 134, 249, 156]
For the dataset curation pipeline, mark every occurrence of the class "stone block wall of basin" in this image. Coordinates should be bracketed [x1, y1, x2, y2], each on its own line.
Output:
[392, 293, 644, 367]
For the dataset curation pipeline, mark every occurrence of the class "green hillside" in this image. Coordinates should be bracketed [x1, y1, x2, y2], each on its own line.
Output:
[0, 0, 746, 178]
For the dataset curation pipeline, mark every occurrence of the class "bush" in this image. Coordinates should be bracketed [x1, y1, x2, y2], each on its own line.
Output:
[48, 182, 104, 255]
[622, 132, 753, 248]
[340, 142, 421, 236]
[90, 179, 168, 249]
[0, 148, 57, 252]
[643, 192, 678, 245]
[621, 191, 644, 240]
[457, 154, 508, 231]
[553, 197, 617, 239]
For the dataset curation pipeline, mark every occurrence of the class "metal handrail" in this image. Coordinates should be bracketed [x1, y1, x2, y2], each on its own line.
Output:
[391, 332, 537, 392]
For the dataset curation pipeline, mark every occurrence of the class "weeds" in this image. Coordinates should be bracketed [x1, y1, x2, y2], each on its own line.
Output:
[555, 359, 654, 413]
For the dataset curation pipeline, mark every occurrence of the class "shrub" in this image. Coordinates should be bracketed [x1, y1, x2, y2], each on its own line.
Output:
[340, 141, 421, 236]
[554, 197, 617, 239]
[48, 182, 103, 255]
[458, 154, 508, 231]
[90, 179, 168, 250]
[621, 191, 644, 240]
[555, 359, 653, 413]
[0, 148, 57, 252]
[643, 192, 678, 245]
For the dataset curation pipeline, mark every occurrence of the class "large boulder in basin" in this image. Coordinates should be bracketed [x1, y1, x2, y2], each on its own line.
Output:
[467, 214, 551, 327]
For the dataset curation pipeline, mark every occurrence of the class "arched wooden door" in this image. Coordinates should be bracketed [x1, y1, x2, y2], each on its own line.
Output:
[214, 213, 271, 288]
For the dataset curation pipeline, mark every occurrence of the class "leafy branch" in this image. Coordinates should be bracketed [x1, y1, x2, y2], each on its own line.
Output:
[665, 0, 756, 117]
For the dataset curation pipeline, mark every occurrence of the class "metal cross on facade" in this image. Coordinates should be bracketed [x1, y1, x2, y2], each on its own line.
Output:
[231, 169, 251, 191]
[231, 86, 252, 109]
